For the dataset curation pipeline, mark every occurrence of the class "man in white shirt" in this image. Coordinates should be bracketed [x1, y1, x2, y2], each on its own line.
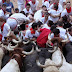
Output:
[56, 21, 66, 36]
[25, 22, 39, 41]
[0, 4, 9, 20]
[34, 5, 47, 21]
[48, 4, 61, 23]
[17, 0, 25, 12]
[61, 1, 72, 17]
[23, 3, 33, 14]
[49, 0, 63, 12]
[28, 0, 39, 13]
[41, 11, 49, 24]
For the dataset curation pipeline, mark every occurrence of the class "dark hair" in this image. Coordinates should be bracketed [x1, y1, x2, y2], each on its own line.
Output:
[32, 22, 38, 29]
[20, 11, 25, 15]
[2, 4, 6, 7]
[62, 15, 67, 22]
[57, 21, 63, 26]
[50, 25, 56, 32]
[54, 3, 58, 10]
[53, 28, 60, 35]
[15, 8, 19, 11]
[48, 20, 54, 27]
[37, 21, 43, 27]
[42, 5, 46, 8]
[26, 3, 31, 7]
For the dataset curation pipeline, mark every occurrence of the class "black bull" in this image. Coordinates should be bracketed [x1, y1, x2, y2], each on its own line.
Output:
[63, 42, 72, 63]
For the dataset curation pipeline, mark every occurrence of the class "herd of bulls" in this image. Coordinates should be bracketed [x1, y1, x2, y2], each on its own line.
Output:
[0, 32, 72, 72]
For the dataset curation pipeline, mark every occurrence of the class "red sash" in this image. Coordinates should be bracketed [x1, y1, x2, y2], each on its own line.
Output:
[1, 23, 5, 31]
[66, 7, 71, 13]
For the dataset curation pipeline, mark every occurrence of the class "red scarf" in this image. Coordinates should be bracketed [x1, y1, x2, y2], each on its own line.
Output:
[44, 0, 48, 2]
[30, 28, 35, 34]
[66, 7, 71, 13]
[31, 0, 36, 4]
[2, 9, 6, 15]
[1, 23, 5, 31]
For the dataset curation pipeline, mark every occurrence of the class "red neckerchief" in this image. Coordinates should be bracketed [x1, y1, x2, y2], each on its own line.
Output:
[2, 9, 6, 15]
[42, 14, 44, 17]
[26, 25, 29, 28]
[66, 7, 71, 13]
[44, 0, 48, 2]
[31, 0, 36, 4]
[2, 0, 5, 3]
[30, 28, 35, 34]
[1, 23, 5, 31]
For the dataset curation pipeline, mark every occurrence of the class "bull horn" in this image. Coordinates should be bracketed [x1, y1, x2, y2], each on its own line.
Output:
[61, 33, 69, 42]
[22, 46, 34, 55]
[36, 46, 41, 52]
[12, 39, 22, 44]
[7, 43, 14, 51]
[8, 43, 18, 49]
[48, 46, 58, 53]
[48, 32, 52, 41]
[46, 42, 53, 48]
[23, 40, 30, 45]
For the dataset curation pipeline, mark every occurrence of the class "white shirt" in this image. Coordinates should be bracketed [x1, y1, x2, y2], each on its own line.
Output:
[10, 13, 28, 25]
[25, 30, 39, 39]
[48, 9, 61, 23]
[17, 0, 25, 5]
[57, 26, 66, 36]
[0, 0, 2, 6]
[43, 1, 50, 9]
[67, 33, 72, 42]
[34, 10, 42, 21]
[42, 24, 50, 29]
[23, 8, 33, 14]
[61, 8, 72, 17]
[28, 0, 39, 12]
[41, 17, 49, 24]
[2, 23, 10, 40]
[49, 3, 63, 12]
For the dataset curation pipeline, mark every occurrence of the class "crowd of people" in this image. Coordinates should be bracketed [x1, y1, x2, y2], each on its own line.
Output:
[0, 0, 72, 48]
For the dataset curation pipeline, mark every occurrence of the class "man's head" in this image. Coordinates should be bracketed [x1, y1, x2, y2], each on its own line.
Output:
[26, 3, 31, 11]
[0, 18, 5, 26]
[32, 22, 38, 30]
[15, 8, 19, 13]
[66, 1, 71, 9]
[48, 20, 54, 27]
[2, 4, 6, 11]
[42, 5, 47, 11]
[6, 0, 10, 3]
[53, 28, 60, 37]
[54, 3, 58, 10]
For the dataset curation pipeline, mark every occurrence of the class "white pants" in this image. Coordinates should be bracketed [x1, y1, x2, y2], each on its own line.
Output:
[18, 4, 25, 12]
